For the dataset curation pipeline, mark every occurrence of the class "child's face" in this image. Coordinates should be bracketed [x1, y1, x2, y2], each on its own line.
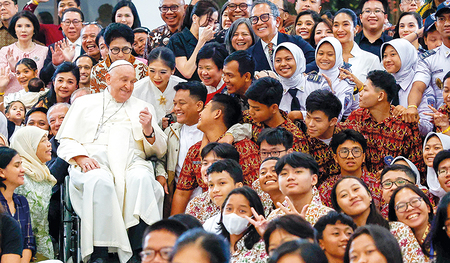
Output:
[6, 102, 25, 124]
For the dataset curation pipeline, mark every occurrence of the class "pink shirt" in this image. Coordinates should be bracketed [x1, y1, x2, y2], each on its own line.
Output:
[0, 42, 48, 94]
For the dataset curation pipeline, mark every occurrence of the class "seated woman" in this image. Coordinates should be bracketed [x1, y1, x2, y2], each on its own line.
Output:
[263, 214, 315, 257]
[344, 225, 403, 263]
[291, 10, 320, 47]
[219, 186, 267, 263]
[381, 38, 434, 136]
[429, 192, 450, 262]
[269, 240, 328, 263]
[10, 126, 56, 260]
[111, 0, 141, 29]
[34, 62, 79, 109]
[1, 59, 47, 111]
[330, 176, 427, 262]
[388, 184, 434, 258]
[224, 18, 258, 54]
[0, 11, 48, 95]
[316, 37, 358, 120]
[0, 206, 22, 263]
[422, 132, 450, 198]
[169, 228, 230, 263]
[197, 42, 228, 103]
[167, 0, 219, 81]
[393, 12, 423, 51]
[0, 146, 35, 263]
[332, 8, 382, 90]
[311, 17, 334, 47]
[133, 47, 185, 128]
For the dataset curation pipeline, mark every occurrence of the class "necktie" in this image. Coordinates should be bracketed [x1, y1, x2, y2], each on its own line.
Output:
[267, 42, 274, 66]
[288, 88, 300, 111]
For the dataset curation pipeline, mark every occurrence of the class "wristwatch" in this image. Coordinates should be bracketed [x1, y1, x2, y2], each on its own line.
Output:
[144, 130, 155, 138]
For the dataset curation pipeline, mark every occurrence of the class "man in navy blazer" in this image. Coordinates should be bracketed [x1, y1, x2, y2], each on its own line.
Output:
[247, 0, 317, 73]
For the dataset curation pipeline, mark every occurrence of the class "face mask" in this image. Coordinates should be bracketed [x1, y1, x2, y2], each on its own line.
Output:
[222, 213, 249, 235]
[198, 26, 206, 37]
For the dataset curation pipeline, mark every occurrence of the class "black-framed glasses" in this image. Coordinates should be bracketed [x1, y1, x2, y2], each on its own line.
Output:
[228, 3, 250, 11]
[395, 197, 423, 212]
[110, 46, 132, 55]
[62, 19, 82, 26]
[159, 5, 180, 13]
[381, 178, 414, 189]
[260, 149, 287, 158]
[250, 13, 272, 25]
[362, 9, 385, 15]
[338, 147, 363, 159]
[140, 247, 173, 261]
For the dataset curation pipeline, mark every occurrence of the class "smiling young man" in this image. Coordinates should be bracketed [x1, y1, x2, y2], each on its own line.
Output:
[318, 129, 382, 208]
[266, 152, 333, 225]
[304, 89, 342, 185]
[75, 55, 96, 89]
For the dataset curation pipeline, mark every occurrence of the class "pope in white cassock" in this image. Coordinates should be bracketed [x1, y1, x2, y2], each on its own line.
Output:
[56, 60, 168, 263]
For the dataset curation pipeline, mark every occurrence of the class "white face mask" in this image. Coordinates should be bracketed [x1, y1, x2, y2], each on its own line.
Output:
[222, 213, 249, 235]
[198, 26, 206, 37]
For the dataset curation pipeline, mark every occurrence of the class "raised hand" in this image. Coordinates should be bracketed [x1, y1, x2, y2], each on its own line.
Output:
[51, 42, 65, 66]
[60, 39, 76, 62]
[277, 196, 309, 219]
[0, 67, 12, 92]
[140, 107, 154, 138]
[424, 105, 450, 131]
[6, 48, 19, 72]
[245, 207, 268, 237]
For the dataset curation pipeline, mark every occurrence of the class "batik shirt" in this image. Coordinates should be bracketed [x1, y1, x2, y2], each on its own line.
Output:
[306, 133, 341, 184]
[185, 191, 220, 224]
[176, 138, 261, 191]
[231, 237, 267, 263]
[147, 24, 177, 54]
[339, 106, 424, 174]
[389, 221, 428, 262]
[252, 180, 275, 217]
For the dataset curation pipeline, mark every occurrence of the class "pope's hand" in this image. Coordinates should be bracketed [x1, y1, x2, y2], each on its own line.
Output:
[140, 107, 154, 137]
[73, 155, 100, 173]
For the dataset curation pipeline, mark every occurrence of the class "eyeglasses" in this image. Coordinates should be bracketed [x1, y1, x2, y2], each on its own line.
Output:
[437, 167, 450, 177]
[0, 1, 13, 8]
[62, 19, 82, 26]
[228, 3, 250, 11]
[395, 197, 423, 212]
[110, 46, 132, 55]
[338, 147, 363, 159]
[362, 9, 385, 15]
[159, 5, 180, 13]
[260, 150, 287, 158]
[250, 13, 272, 25]
[381, 178, 414, 189]
[140, 247, 173, 261]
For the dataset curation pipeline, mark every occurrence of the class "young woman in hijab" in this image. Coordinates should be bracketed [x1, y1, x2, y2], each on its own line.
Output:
[273, 42, 330, 122]
[381, 38, 434, 136]
[422, 132, 450, 199]
[10, 126, 56, 260]
[316, 37, 358, 121]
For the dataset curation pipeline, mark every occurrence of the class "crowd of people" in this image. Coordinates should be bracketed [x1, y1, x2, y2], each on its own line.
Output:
[0, 0, 450, 262]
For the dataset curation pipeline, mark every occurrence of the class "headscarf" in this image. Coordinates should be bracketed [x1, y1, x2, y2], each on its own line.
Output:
[381, 39, 418, 91]
[392, 156, 426, 190]
[10, 126, 56, 185]
[423, 132, 450, 198]
[315, 37, 343, 82]
[273, 42, 306, 89]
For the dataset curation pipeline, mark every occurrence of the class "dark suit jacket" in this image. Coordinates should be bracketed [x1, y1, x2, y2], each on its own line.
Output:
[247, 32, 317, 73]
[40, 40, 85, 85]
[46, 136, 69, 185]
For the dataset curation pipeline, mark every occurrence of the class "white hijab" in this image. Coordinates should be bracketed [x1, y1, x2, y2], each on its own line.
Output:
[392, 156, 425, 190]
[316, 37, 343, 82]
[381, 39, 418, 91]
[10, 126, 56, 185]
[424, 132, 450, 198]
[273, 42, 306, 89]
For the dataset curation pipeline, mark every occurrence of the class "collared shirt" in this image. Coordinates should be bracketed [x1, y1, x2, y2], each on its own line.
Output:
[318, 170, 382, 208]
[185, 191, 220, 224]
[306, 133, 341, 184]
[242, 110, 309, 153]
[389, 221, 428, 262]
[413, 44, 450, 109]
[355, 30, 392, 59]
[167, 27, 201, 81]
[0, 22, 16, 49]
[261, 32, 278, 71]
[176, 123, 203, 179]
[266, 187, 333, 225]
[339, 106, 424, 174]
[90, 55, 148, 93]
[348, 42, 383, 83]
[251, 179, 275, 217]
[231, 236, 267, 263]
[147, 24, 178, 55]
[67, 37, 82, 62]
[0, 192, 36, 253]
[177, 137, 261, 191]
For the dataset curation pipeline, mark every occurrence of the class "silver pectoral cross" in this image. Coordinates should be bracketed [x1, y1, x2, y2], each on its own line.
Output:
[94, 124, 105, 140]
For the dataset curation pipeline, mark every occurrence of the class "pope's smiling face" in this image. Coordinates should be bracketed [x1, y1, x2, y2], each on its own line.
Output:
[106, 65, 137, 103]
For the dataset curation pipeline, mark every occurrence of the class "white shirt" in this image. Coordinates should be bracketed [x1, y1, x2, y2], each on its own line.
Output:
[175, 123, 203, 181]
[261, 32, 278, 71]
[348, 42, 382, 83]
[203, 213, 221, 234]
[68, 37, 82, 61]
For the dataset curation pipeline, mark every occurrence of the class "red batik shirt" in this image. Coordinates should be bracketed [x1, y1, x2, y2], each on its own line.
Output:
[339, 107, 424, 174]
[318, 170, 382, 208]
[176, 138, 261, 191]
[242, 110, 309, 153]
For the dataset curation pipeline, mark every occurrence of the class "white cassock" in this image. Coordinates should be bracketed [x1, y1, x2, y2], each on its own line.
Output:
[56, 89, 167, 263]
